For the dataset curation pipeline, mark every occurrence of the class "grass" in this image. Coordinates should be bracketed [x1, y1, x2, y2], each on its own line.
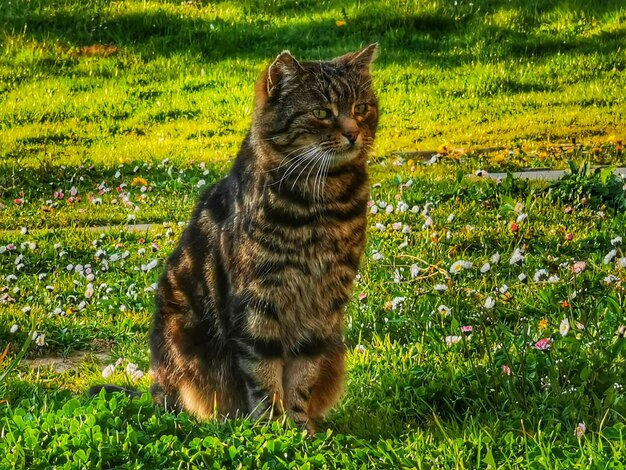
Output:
[1, 0, 626, 467]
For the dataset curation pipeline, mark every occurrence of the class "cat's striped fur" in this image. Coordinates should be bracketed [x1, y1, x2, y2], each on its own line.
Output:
[150, 45, 379, 433]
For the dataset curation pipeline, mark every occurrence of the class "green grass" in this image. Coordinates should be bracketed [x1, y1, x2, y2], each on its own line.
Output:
[1, 0, 625, 170]
[2, 0, 626, 467]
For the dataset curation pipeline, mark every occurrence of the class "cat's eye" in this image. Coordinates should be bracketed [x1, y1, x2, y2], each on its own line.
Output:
[354, 103, 368, 115]
[312, 109, 331, 120]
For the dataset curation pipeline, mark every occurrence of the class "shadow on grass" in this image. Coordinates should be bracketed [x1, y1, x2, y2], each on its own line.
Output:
[1, 0, 624, 71]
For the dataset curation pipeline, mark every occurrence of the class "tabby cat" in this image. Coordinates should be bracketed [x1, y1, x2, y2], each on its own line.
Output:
[150, 44, 379, 433]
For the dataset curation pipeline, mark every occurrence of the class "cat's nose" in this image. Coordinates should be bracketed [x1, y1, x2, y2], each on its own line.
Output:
[342, 130, 360, 145]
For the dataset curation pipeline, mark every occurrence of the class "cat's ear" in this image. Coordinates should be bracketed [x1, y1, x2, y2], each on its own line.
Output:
[337, 43, 378, 74]
[265, 51, 304, 97]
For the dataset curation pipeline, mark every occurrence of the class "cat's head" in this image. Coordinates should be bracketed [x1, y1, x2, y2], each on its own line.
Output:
[253, 44, 379, 170]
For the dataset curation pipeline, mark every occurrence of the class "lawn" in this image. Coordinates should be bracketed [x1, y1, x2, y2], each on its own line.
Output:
[1, 0, 626, 468]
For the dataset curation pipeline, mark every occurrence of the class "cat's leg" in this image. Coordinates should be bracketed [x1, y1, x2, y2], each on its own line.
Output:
[237, 356, 284, 419]
[283, 335, 346, 434]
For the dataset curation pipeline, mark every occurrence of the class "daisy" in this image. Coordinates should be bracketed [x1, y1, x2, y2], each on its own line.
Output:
[490, 252, 501, 264]
[35, 334, 46, 347]
[534, 338, 551, 351]
[509, 248, 524, 265]
[102, 364, 116, 379]
[410, 264, 420, 278]
[560, 318, 570, 336]
[445, 335, 462, 347]
[450, 260, 472, 275]
[484, 296, 495, 309]
[604, 249, 617, 265]
[438, 305, 451, 316]
[480, 262, 491, 274]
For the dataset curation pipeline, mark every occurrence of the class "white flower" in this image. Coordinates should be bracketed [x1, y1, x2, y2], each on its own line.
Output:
[450, 260, 472, 274]
[35, 334, 46, 347]
[533, 269, 549, 282]
[604, 249, 617, 265]
[548, 275, 560, 283]
[499, 284, 509, 294]
[372, 251, 384, 261]
[490, 252, 501, 264]
[484, 296, 495, 309]
[518, 273, 527, 282]
[22, 306, 31, 314]
[10, 324, 18, 334]
[130, 369, 144, 381]
[445, 335, 463, 347]
[422, 216, 434, 229]
[398, 202, 409, 212]
[370, 205, 379, 214]
[611, 236, 622, 246]
[410, 264, 421, 278]
[480, 262, 491, 274]
[402, 224, 411, 234]
[355, 344, 366, 354]
[410, 205, 420, 213]
[571, 261, 586, 274]
[560, 318, 570, 336]
[6, 274, 17, 282]
[514, 202, 524, 214]
[516, 213, 528, 223]
[385, 205, 394, 215]
[197, 179, 206, 188]
[438, 305, 451, 316]
[391, 297, 405, 310]
[102, 364, 116, 379]
[392, 222, 402, 231]
[617, 258, 626, 269]
[447, 213, 455, 223]
[85, 284, 94, 299]
[375, 223, 386, 232]
[509, 248, 524, 265]
[434, 284, 448, 292]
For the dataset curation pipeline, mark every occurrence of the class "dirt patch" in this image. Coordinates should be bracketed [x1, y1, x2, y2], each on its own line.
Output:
[24, 350, 112, 373]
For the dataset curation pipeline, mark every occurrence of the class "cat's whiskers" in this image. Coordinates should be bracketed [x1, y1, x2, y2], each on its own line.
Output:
[290, 148, 321, 192]
[273, 147, 320, 192]
[314, 150, 332, 205]
[260, 143, 316, 174]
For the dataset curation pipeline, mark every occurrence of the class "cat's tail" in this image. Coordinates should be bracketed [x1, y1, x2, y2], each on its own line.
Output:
[88, 384, 142, 398]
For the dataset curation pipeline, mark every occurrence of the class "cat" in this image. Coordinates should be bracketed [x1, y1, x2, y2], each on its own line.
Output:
[149, 44, 379, 434]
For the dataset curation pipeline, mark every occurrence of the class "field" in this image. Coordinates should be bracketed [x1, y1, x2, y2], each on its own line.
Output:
[1, 0, 626, 468]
